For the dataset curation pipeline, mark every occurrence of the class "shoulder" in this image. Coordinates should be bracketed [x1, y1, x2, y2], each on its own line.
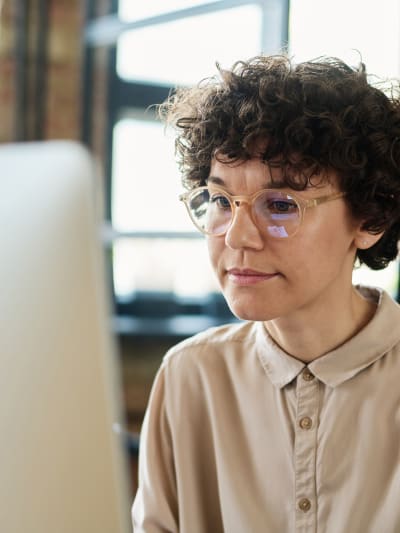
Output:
[165, 320, 257, 356]
[161, 320, 258, 372]
[152, 321, 261, 419]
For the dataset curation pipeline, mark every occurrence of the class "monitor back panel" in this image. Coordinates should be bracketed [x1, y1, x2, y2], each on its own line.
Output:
[0, 141, 132, 533]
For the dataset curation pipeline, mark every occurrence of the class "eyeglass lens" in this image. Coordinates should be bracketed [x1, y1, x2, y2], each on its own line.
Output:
[188, 188, 300, 238]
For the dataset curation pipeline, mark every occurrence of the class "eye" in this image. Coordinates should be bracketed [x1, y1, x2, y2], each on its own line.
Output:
[267, 199, 298, 213]
[210, 194, 231, 210]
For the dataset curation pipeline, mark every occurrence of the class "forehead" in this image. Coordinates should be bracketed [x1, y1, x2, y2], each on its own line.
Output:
[209, 157, 283, 188]
[209, 156, 337, 191]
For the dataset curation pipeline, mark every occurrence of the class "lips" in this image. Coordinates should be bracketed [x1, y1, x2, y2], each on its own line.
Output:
[226, 268, 279, 286]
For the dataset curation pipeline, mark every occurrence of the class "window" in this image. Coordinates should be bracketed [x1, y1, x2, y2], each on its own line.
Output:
[289, 0, 400, 79]
[117, 4, 263, 86]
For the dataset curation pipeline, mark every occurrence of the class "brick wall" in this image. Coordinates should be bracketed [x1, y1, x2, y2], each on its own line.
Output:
[0, 0, 110, 148]
[45, 0, 84, 139]
[0, 2, 17, 142]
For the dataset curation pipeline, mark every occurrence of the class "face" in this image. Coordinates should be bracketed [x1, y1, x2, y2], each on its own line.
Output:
[206, 157, 362, 323]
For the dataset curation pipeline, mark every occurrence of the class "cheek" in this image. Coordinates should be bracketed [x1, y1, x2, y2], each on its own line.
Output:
[287, 223, 357, 281]
[206, 237, 223, 273]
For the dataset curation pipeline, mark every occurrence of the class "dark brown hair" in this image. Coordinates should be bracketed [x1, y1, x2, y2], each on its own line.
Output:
[160, 55, 400, 269]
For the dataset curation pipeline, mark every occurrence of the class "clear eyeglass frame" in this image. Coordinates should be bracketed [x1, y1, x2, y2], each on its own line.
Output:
[179, 185, 346, 238]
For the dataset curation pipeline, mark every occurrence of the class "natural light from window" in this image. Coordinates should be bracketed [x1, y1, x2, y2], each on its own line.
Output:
[289, 0, 400, 79]
[119, 0, 215, 22]
[112, 117, 191, 232]
[117, 4, 263, 86]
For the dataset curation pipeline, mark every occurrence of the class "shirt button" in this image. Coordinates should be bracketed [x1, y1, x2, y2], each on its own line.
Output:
[299, 498, 311, 512]
[299, 416, 312, 430]
[302, 368, 315, 381]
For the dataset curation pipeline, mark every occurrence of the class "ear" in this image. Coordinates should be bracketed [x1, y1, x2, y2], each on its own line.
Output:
[354, 228, 384, 250]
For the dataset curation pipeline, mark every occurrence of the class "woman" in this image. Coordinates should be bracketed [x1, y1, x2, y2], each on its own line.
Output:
[132, 56, 400, 532]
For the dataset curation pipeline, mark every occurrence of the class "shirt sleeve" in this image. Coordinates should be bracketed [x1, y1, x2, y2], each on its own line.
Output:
[132, 361, 178, 532]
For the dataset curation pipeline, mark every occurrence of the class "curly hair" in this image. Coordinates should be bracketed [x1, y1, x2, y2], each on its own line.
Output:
[159, 55, 400, 270]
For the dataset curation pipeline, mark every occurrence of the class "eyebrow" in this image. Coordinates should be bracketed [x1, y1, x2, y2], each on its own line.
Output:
[207, 176, 288, 189]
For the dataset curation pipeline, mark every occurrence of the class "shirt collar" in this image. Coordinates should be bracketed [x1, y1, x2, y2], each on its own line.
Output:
[256, 287, 400, 389]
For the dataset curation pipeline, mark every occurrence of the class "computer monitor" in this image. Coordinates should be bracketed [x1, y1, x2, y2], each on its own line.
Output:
[0, 141, 132, 533]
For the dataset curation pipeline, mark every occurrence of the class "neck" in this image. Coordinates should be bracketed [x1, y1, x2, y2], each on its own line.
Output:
[264, 286, 377, 363]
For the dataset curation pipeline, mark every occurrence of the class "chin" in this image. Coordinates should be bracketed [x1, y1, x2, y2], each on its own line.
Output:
[225, 295, 281, 322]
[219, 273, 289, 322]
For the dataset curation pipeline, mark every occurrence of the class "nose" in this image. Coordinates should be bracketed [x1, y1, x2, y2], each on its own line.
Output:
[224, 203, 264, 250]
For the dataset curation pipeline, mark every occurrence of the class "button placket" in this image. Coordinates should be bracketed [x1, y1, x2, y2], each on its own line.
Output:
[294, 369, 319, 532]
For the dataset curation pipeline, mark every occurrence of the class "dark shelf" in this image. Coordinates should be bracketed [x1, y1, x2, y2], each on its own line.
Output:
[113, 314, 239, 338]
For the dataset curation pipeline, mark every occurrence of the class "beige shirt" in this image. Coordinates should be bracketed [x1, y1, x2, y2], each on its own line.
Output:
[132, 287, 400, 533]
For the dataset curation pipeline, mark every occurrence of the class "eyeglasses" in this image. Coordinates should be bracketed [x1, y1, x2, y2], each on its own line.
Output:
[179, 186, 346, 239]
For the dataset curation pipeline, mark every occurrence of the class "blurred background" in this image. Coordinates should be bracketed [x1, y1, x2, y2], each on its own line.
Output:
[1, 0, 399, 495]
